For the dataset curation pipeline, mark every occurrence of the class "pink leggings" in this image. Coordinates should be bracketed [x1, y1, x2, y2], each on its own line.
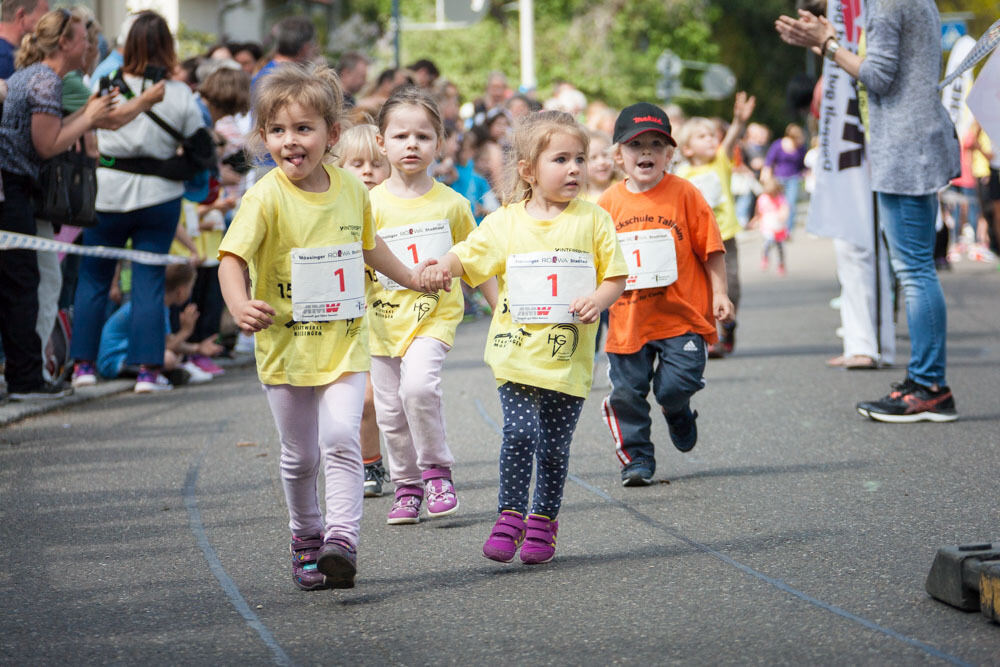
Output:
[370, 336, 454, 488]
[263, 373, 365, 545]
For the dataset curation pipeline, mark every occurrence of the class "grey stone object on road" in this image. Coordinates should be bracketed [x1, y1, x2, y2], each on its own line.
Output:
[925, 543, 1000, 612]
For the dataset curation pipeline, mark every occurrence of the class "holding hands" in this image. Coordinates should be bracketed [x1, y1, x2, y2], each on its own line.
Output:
[419, 261, 454, 293]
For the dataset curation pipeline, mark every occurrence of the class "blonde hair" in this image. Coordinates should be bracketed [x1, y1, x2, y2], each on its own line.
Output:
[504, 110, 589, 206]
[337, 123, 381, 166]
[247, 62, 344, 163]
[673, 116, 716, 151]
[376, 85, 444, 142]
[15, 8, 81, 69]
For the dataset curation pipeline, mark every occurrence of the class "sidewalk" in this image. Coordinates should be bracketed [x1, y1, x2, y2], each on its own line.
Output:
[0, 354, 255, 428]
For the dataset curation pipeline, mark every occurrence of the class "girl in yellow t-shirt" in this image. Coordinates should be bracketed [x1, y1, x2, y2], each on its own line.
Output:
[421, 110, 628, 565]
[217, 64, 426, 592]
[368, 86, 495, 526]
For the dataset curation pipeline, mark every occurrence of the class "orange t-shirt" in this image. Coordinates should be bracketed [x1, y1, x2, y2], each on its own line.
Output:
[598, 174, 724, 354]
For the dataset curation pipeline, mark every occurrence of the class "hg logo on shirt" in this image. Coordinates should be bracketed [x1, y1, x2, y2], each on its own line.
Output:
[547, 324, 579, 361]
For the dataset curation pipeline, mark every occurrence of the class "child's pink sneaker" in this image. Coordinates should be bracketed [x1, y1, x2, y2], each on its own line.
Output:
[315, 536, 357, 589]
[482, 510, 526, 563]
[422, 467, 458, 517]
[387, 485, 423, 525]
[520, 514, 558, 564]
[191, 354, 225, 376]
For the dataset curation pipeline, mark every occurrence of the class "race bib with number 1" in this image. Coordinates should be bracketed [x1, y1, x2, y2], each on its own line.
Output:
[506, 251, 596, 323]
[617, 229, 677, 290]
[375, 219, 454, 290]
[290, 242, 366, 321]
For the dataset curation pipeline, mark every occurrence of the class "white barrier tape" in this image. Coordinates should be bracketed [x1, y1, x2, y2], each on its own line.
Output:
[0, 230, 189, 265]
[939, 18, 1000, 91]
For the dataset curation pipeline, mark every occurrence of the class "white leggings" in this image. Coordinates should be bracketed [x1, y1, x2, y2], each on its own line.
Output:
[370, 336, 454, 488]
[263, 373, 366, 545]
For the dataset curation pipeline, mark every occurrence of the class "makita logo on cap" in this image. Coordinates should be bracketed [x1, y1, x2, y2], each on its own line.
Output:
[632, 115, 663, 125]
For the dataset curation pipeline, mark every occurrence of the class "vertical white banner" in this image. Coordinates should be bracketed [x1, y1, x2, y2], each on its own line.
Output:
[941, 35, 977, 139]
[806, 0, 874, 250]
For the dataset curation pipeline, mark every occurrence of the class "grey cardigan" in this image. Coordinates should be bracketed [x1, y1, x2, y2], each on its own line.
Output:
[857, 0, 960, 196]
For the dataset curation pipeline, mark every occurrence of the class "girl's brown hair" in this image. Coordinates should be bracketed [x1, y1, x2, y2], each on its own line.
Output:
[376, 85, 443, 143]
[122, 11, 177, 77]
[15, 8, 82, 69]
[199, 66, 251, 118]
[246, 62, 344, 163]
[503, 110, 589, 205]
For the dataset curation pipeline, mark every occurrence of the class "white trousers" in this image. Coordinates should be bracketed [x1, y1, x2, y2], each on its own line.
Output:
[834, 237, 896, 364]
[263, 373, 366, 545]
[35, 220, 62, 381]
[370, 336, 453, 488]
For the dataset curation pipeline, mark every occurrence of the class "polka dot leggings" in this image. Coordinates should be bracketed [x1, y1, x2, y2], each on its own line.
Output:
[497, 382, 585, 519]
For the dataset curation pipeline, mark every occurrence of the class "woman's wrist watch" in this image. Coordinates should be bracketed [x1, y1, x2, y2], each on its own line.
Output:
[823, 37, 840, 61]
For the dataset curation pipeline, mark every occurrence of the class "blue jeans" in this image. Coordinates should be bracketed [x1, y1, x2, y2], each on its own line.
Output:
[877, 192, 946, 386]
[779, 176, 802, 233]
[601, 334, 707, 473]
[70, 199, 181, 366]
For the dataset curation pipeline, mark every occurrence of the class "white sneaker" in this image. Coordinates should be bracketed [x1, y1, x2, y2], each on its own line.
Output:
[234, 332, 254, 354]
[181, 360, 214, 384]
[134, 371, 173, 394]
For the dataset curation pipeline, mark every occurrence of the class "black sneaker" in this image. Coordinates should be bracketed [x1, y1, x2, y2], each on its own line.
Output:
[621, 461, 654, 487]
[721, 322, 736, 355]
[363, 459, 388, 497]
[666, 406, 698, 452]
[856, 378, 958, 423]
[8, 381, 73, 401]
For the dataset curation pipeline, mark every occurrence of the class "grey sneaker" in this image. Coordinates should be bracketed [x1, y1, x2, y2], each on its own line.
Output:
[364, 460, 388, 497]
[621, 461, 654, 487]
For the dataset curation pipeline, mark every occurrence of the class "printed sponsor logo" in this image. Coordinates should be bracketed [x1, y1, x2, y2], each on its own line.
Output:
[633, 115, 663, 125]
[536, 306, 552, 317]
[326, 303, 340, 314]
[547, 323, 579, 360]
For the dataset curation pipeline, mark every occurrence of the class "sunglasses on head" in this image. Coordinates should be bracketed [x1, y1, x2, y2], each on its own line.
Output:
[55, 7, 72, 36]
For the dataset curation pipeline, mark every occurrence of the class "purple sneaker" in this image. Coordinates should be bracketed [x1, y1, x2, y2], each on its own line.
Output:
[520, 514, 558, 565]
[387, 485, 423, 525]
[482, 510, 526, 563]
[422, 467, 458, 517]
[72, 361, 97, 388]
[290, 534, 329, 591]
[315, 536, 357, 589]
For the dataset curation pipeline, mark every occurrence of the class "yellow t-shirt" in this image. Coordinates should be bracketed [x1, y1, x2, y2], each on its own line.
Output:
[367, 181, 476, 357]
[451, 198, 628, 398]
[218, 164, 376, 386]
[170, 201, 224, 267]
[675, 150, 739, 241]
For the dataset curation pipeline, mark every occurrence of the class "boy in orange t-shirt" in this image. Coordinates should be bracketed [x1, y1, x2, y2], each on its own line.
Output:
[598, 103, 733, 487]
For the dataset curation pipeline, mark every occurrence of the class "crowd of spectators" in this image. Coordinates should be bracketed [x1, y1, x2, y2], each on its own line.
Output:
[0, 3, 994, 406]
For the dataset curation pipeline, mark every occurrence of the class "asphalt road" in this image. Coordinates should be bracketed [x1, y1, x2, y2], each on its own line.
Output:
[2, 232, 999, 665]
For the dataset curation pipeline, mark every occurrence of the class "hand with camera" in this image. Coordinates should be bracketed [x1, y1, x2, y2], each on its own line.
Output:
[83, 89, 117, 130]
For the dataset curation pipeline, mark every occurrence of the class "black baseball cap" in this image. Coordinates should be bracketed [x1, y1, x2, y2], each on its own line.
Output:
[613, 102, 676, 146]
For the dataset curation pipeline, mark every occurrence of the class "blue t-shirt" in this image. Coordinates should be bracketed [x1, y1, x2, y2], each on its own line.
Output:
[0, 38, 16, 80]
[449, 161, 493, 224]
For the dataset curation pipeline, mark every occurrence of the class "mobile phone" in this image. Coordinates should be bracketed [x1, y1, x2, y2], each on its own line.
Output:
[143, 65, 167, 84]
[98, 75, 112, 96]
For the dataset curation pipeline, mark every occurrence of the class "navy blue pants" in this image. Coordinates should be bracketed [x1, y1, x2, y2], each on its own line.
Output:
[497, 382, 584, 519]
[601, 333, 706, 473]
[70, 199, 181, 366]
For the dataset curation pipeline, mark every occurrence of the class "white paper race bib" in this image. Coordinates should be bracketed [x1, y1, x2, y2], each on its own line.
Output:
[617, 229, 677, 290]
[376, 219, 454, 290]
[506, 251, 596, 323]
[290, 243, 366, 321]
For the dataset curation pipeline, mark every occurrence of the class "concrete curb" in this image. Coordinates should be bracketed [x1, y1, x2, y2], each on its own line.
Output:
[0, 354, 256, 428]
